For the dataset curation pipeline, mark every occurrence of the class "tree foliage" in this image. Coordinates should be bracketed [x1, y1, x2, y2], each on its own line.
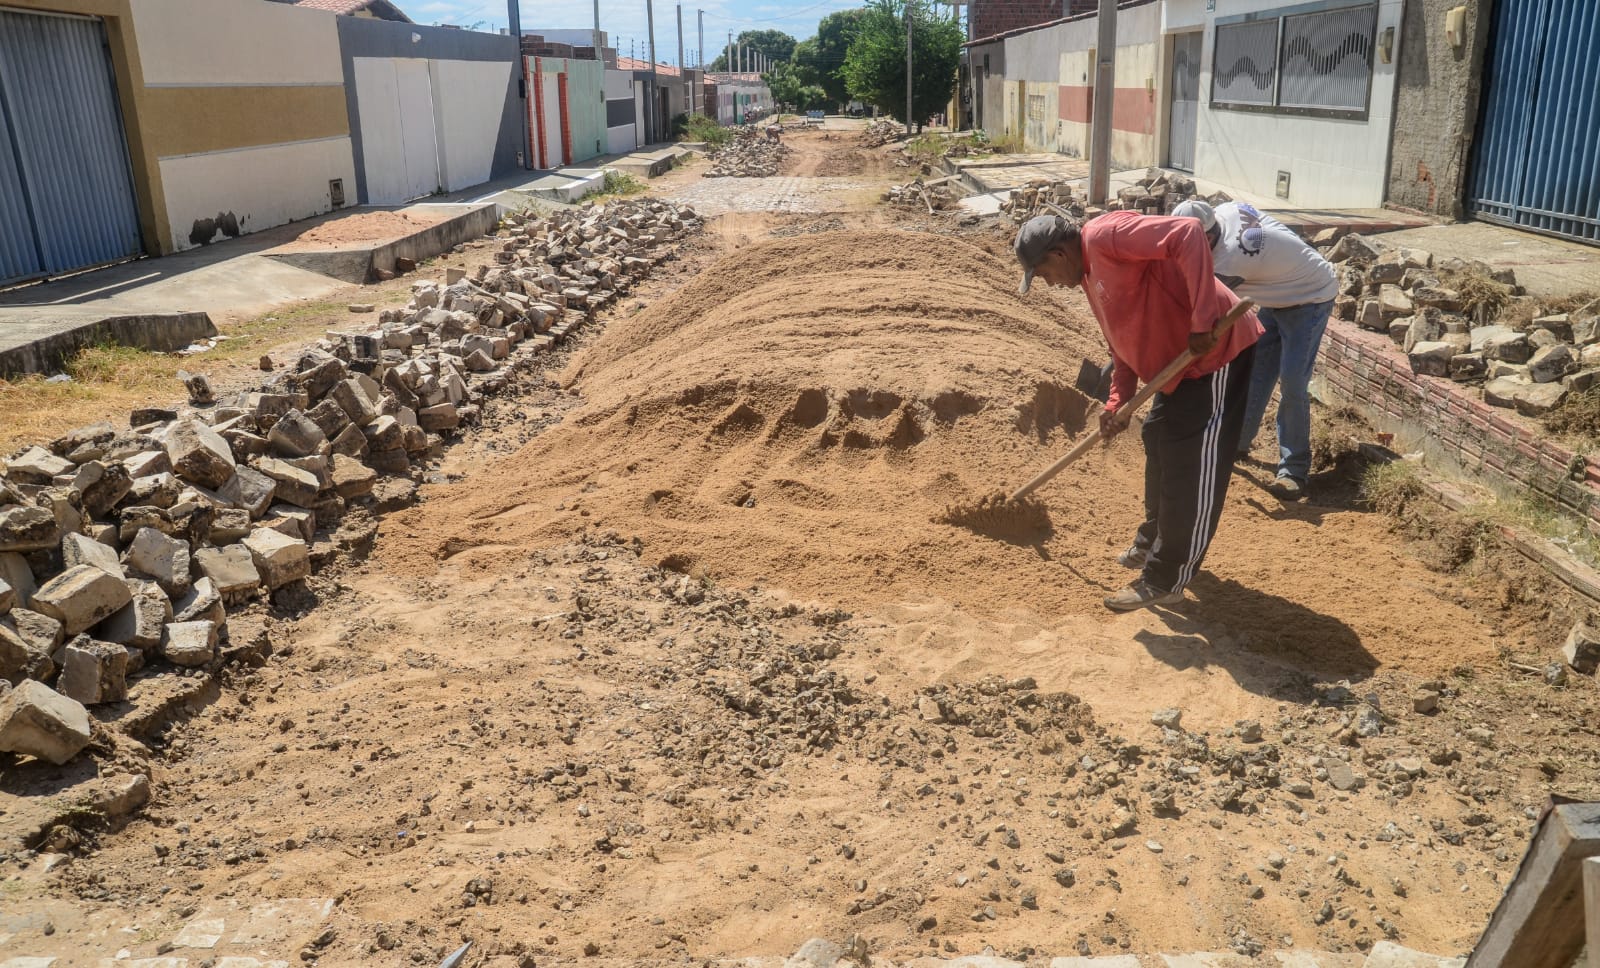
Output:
[708, 29, 797, 71]
[763, 62, 828, 112]
[792, 9, 867, 109]
[841, 0, 962, 128]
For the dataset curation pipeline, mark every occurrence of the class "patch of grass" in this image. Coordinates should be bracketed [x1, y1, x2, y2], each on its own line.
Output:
[1438, 265, 1514, 326]
[1359, 460, 1426, 516]
[1309, 405, 1366, 473]
[1544, 387, 1600, 444]
[682, 113, 732, 147]
[583, 170, 648, 203]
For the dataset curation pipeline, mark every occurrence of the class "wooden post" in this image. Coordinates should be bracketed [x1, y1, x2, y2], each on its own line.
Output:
[1587, 857, 1600, 968]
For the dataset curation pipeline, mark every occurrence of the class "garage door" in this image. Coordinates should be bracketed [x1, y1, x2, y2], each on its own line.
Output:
[0, 9, 143, 285]
[1468, 0, 1600, 243]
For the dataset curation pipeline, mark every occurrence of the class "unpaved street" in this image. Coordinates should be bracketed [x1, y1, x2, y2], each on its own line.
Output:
[5, 128, 1600, 968]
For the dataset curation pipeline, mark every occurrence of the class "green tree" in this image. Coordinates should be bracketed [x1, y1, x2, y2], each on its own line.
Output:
[841, 0, 962, 131]
[763, 62, 828, 112]
[708, 29, 797, 71]
[794, 9, 867, 110]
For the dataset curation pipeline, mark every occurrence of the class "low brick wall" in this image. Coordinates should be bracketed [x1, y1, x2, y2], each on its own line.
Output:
[1314, 319, 1600, 529]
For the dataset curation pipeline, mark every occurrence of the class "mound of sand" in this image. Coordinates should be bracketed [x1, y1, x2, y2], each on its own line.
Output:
[381, 228, 1497, 675]
[384, 230, 1116, 615]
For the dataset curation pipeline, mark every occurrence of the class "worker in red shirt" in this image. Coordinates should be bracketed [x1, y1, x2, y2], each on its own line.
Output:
[1015, 212, 1263, 611]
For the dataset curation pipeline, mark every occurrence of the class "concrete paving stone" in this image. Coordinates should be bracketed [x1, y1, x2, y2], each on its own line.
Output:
[220, 466, 276, 518]
[0, 576, 11, 613]
[194, 546, 260, 600]
[5, 606, 63, 650]
[171, 917, 227, 949]
[266, 409, 326, 458]
[57, 636, 129, 704]
[1, 958, 60, 968]
[165, 419, 236, 490]
[0, 551, 35, 604]
[162, 620, 217, 667]
[8, 445, 73, 482]
[1359, 943, 1464, 968]
[61, 532, 125, 578]
[0, 505, 60, 553]
[174, 577, 226, 625]
[783, 939, 844, 968]
[126, 527, 191, 597]
[0, 618, 55, 684]
[31, 564, 132, 635]
[242, 529, 310, 590]
[98, 580, 171, 651]
[0, 679, 92, 764]
[1050, 958, 1143, 968]
[228, 898, 334, 945]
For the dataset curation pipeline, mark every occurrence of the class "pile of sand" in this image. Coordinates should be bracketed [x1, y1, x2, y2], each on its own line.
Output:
[380, 228, 1498, 675]
[382, 230, 1121, 615]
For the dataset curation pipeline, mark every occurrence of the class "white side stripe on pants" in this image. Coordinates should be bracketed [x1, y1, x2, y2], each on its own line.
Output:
[1176, 361, 1229, 590]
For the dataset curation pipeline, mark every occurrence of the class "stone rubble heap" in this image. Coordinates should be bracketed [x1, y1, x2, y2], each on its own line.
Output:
[859, 119, 902, 149]
[704, 126, 791, 178]
[1325, 231, 1598, 417]
[884, 179, 958, 212]
[0, 197, 701, 767]
[1001, 168, 1223, 224]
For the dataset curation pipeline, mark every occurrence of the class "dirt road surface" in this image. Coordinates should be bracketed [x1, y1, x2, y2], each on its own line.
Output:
[5, 126, 1599, 968]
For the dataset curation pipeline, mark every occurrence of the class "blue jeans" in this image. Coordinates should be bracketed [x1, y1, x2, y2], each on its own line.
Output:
[1239, 299, 1333, 483]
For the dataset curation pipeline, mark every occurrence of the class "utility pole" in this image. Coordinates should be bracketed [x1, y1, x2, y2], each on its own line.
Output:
[592, 0, 599, 39]
[647, 0, 658, 141]
[697, 9, 704, 69]
[1088, 0, 1116, 205]
[676, 5, 683, 69]
[727, 31, 732, 72]
[905, 0, 914, 134]
[507, 0, 526, 167]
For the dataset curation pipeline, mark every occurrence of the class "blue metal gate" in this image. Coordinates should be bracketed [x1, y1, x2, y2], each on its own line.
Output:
[1467, 0, 1600, 244]
[0, 9, 143, 285]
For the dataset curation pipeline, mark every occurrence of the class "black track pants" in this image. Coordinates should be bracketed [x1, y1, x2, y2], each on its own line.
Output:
[1131, 345, 1255, 593]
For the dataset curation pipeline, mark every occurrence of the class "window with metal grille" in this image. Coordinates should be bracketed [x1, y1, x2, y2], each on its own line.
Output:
[1279, 5, 1376, 110]
[1210, 1, 1377, 118]
[1027, 94, 1046, 122]
[1211, 19, 1278, 106]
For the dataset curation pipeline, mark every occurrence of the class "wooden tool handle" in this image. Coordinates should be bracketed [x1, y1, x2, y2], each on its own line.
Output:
[1007, 298, 1256, 503]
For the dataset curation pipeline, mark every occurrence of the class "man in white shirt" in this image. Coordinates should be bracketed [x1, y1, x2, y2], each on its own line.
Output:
[1172, 200, 1338, 498]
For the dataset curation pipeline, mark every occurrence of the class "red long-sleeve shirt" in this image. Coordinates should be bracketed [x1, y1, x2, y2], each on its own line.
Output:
[1078, 211, 1262, 411]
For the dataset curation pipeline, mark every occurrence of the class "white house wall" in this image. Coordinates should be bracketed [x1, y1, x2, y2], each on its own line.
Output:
[429, 58, 513, 192]
[1194, 0, 1403, 207]
[159, 138, 355, 249]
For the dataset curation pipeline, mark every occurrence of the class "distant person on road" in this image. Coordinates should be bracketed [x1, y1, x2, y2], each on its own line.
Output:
[1171, 200, 1339, 499]
[765, 123, 782, 143]
[1014, 213, 1263, 612]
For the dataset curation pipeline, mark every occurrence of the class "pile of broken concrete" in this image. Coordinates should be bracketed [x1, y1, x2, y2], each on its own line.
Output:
[704, 126, 790, 178]
[884, 178, 958, 212]
[0, 197, 701, 768]
[859, 119, 901, 148]
[1002, 168, 1220, 223]
[1325, 232, 1597, 417]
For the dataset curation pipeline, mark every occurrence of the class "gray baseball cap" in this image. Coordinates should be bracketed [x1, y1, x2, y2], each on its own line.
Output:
[1014, 214, 1076, 294]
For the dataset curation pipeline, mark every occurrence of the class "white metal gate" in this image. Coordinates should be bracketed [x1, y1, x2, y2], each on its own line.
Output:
[353, 57, 441, 204]
[1167, 31, 1201, 173]
[0, 9, 142, 285]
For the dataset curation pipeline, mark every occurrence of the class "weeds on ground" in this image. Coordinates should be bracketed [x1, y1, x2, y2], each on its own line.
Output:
[1438, 265, 1514, 326]
[682, 114, 732, 147]
[1359, 460, 1426, 516]
[585, 170, 648, 202]
[1544, 386, 1600, 444]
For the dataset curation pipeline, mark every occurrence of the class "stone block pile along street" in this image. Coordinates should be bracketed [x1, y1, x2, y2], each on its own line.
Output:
[1, 122, 1598, 968]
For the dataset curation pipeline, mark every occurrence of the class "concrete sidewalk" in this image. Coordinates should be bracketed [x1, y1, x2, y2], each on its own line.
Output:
[0, 201, 497, 376]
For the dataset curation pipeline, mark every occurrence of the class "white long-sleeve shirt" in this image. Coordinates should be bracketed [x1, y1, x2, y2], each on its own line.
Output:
[1211, 202, 1339, 309]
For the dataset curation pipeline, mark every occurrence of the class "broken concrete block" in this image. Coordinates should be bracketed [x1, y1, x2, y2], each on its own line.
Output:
[1449, 352, 1487, 382]
[328, 422, 370, 459]
[0, 577, 10, 614]
[126, 472, 181, 510]
[363, 415, 403, 452]
[182, 371, 215, 405]
[1528, 343, 1574, 384]
[4, 607, 62, 653]
[0, 552, 35, 608]
[254, 457, 321, 509]
[220, 465, 276, 519]
[1563, 622, 1600, 675]
[1, 617, 54, 684]
[1407, 341, 1456, 377]
[31, 565, 133, 636]
[1379, 285, 1414, 320]
[193, 546, 260, 602]
[97, 579, 171, 651]
[267, 409, 328, 458]
[332, 379, 378, 426]
[73, 460, 133, 516]
[0, 680, 92, 764]
[1564, 368, 1600, 393]
[57, 636, 129, 705]
[1470, 325, 1516, 353]
[417, 403, 460, 432]
[265, 505, 315, 544]
[330, 454, 377, 499]
[307, 398, 351, 439]
[1484, 332, 1532, 364]
[162, 620, 217, 668]
[243, 528, 311, 590]
[209, 508, 253, 544]
[61, 532, 125, 578]
[1357, 299, 1384, 332]
[1484, 377, 1568, 416]
[165, 419, 237, 490]
[125, 527, 191, 598]
[0, 505, 60, 553]
[173, 576, 226, 626]
[464, 349, 496, 372]
[1329, 234, 1379, 264]
[1403, 312, 1444, 354]
[8, 445, 73, 483]
[1532, 313, 1573, 342]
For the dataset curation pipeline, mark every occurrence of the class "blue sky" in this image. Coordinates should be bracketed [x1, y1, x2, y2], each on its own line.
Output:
[400, 0, 890, 65]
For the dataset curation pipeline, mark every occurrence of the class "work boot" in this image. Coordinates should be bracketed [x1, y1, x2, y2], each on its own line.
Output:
[1269, 476, 1306, 500]
[1117, 544, 1149, 569]
[1103, 580, 1185, 612]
